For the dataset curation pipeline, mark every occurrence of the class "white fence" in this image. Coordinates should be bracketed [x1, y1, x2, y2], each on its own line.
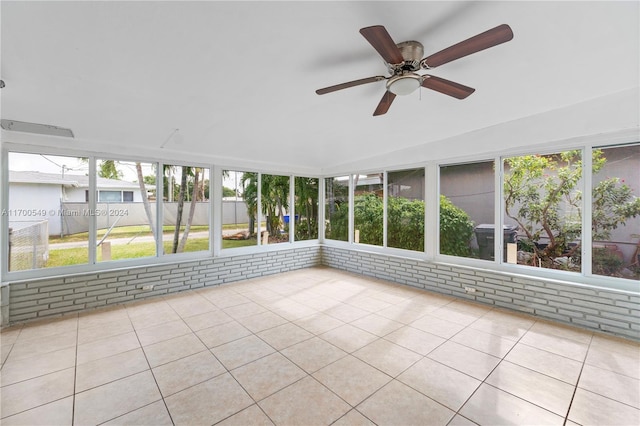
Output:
[9, 220, 49, 271]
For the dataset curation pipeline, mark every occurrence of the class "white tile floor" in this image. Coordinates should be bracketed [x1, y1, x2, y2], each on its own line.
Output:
[1, 266, 639, 425]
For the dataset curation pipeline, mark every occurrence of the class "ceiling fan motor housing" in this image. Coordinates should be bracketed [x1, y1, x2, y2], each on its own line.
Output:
[394, 41, 424, 72]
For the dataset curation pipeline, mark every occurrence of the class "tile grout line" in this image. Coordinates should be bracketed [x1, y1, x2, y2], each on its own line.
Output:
[124, 304, 176, 426]
[562, 332, 595, 425]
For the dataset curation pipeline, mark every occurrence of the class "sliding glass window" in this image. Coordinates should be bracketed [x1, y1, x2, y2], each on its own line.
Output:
[503, 151, 583, 272]
[222, 170, 257, 248]
[353, 173, 384, 246]
[96, 159, 157, 262]
[7, 152, 90, 270]
[387, 168, 425, 251]
[591, 144, 640, 280]
[325, 176, 349, 241]
[294, 177, 319, 241]
[439, 161, 494, 259]
[161, 164, 210, 255]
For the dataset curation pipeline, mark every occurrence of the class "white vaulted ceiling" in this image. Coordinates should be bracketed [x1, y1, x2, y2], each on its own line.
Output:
[1, 1, 638, 174]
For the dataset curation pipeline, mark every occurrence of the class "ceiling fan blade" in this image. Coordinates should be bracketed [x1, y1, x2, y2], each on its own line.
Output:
[421, 75, 475, 99]
[316, 76, 386, 95]
[373, 91, 396, 116]
[421, 24, 513, 69]
[360, 25, 405, 65]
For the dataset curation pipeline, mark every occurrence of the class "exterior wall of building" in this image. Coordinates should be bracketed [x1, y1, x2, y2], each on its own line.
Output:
[8, 182, 64, 236]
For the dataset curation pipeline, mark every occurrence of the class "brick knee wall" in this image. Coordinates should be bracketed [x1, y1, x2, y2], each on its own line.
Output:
[321, 246, 640, 340]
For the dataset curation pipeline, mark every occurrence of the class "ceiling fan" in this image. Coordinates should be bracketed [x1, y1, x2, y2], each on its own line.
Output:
[315, 24, 513, 116]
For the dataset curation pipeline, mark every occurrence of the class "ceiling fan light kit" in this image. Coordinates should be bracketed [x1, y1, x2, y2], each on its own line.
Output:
[316, 23, 514, 115]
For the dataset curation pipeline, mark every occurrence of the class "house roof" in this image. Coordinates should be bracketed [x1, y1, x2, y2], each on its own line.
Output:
[9, 171, 142, 189]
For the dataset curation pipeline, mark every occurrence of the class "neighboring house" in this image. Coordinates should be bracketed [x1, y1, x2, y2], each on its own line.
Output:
[8, 171, 147, 236]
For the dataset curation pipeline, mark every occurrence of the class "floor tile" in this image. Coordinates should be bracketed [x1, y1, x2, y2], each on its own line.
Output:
[135, 319, 192, 346]
[153, 350, 226, 397]
[353, 338, 422, 377]
[77, 317, 133, 345]
[102, 400, 173, 425]
[528, 319, 593, 344]
[357, 380, 455, 426]
[460, 384, 564, 425]
[7, 331, 77, 361]
[207, 292, 251, 309]
[578, 364, 640, 408]
[398, 357, 481, 411]
[17, 317, 77, 341]
[505, 342, 583, 384]
[73, 370, 161, 425]
[410, 314, 466, 339]
[236, 310, 288, 333]
[143, 332, 207, 367]
[216, 404, 275, 426]
[211, 334, 275, 370]
[167, 294, 217, 318]
[519, 330, 588, 361]
[384, 325, 445, 355]
[429, 306, 481, 326]
[195, 320, 252, 348]
[76, 331, 140, 364]
[319, 324, 378, 353]
[447, 414, 479, 426]
[568, 388, 640, 426]
[259, 376, 350, 425]
[0, 368, 75, 419]
[0, 396, 73, 426]
[428, 341, 501, 380]
[128, 309, 181, 330]
[1, 346, 76, 386]
[281, 336, 347, 373]
[295, 312, 345, 335]
[350, 313, 404, 337]
[313, 355, 392, 406]
[469, 315, 532, 341]
[182, 309, 233, 331]
[231, 352, 307, 401]
[585, 341, 640, 379]
[257, 322, 313, 350]
[78, 306, 128, 328]
[76, 348, 149, 392]
[165, 373, 253, 426]
[333, 409, 375, 425]
[223, 301, 267, 319]
[324, 303, 371, 322]
[485, 361, 575, 416]
[450, 327, 517, 358]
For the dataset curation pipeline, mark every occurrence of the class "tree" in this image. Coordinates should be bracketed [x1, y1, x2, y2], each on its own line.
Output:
[136, 162, 157, 244]
[178, 168, 200, 252]
[295, 177, 319, 240]
[242, 172, 258, 236]
[504, 150, 640, 268]
[98, 160, 122, 180]
[222, 186, 236, 197]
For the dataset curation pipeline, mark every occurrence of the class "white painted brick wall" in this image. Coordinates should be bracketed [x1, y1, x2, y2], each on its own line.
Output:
[4, 246, 320, 324]
[321, 246, 639, 340]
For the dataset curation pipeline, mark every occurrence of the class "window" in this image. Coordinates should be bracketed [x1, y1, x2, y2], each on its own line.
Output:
[162, 164, 210, 255]
[440, 161, 494, 259]
[503, 151, 583, 272]
[96, 159, 157, 263]
[592, 144, 640, 280]
[353, 173, 384, 246]
[325, 176, 349, 241]
[222, 170, 257, 248]
[7, 152, 89, 270]
[261, 174, 290, 245]
[388, 168, 424, 251]
[294, 177, 319, 241]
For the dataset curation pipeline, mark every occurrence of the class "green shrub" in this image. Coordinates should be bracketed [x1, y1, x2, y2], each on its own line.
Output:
[440, 195, 475, 256]
[387, 196, 424, 251]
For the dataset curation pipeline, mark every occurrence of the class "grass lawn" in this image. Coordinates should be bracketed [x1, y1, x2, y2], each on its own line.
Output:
[47, 236, 257, 268]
